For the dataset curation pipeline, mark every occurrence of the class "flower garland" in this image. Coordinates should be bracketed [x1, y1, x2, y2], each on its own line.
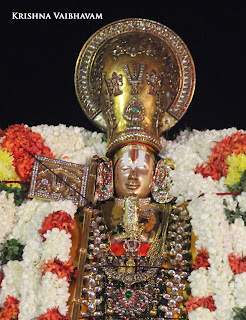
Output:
[0, 124, 106, 320]
[2, 124, 246, 320]
[0, 295, 19, 320]
[0, 191, 17, 245]
[31, 124, 106, 165]
[0, 149, 20, 182]
[162, 128, 246, 320]
[38, 211, 75, 241]
[0, 199, 77, 319]
[0, 124, 55, 182]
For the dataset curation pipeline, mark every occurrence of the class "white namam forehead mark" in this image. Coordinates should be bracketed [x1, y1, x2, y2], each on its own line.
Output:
[122, 150, 147, 170]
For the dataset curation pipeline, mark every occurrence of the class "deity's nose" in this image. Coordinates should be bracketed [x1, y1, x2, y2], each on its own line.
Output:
[128, 168, 138, 179]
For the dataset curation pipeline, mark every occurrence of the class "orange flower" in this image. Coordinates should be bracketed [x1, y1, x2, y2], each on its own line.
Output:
[0, 295, 19, 320]
[193, 247, 210, 270]
[38, 308, 71, 320]
[0, 124, 55, 182]
[185, 295, 216, 313]
[228, 253, 246, 274]
[195, 131, 246, 180]
[39, 211, 75, 241]
[40, 259, 77, 282]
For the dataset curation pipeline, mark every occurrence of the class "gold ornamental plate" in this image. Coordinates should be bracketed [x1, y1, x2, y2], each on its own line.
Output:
[28, 155, 88, 206]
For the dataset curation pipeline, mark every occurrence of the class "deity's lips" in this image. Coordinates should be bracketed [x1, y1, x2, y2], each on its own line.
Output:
[126, 182, 140, 190]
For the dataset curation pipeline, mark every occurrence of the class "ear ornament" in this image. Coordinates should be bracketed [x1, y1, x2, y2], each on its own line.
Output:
[151, 158, 174, 203]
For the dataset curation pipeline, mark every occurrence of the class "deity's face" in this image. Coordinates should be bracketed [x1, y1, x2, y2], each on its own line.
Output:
[114, 147, 155, 198]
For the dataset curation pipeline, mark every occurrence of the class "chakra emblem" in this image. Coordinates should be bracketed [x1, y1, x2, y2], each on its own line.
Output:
[123, 97, 145, 126]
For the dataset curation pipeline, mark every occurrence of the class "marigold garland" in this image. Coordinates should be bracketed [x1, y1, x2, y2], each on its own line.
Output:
[185, 295, 216, 313]
[228, 253, 246, 274]
[193, 247, 210, 270]
[0, 295, 19, 320]
[0, 124, 54, 182]
[195, 131, 246, 180]
[224, 153, 246, 188]
[38, 307, 71, 320]
[0, 149, 20, 182]
[38, 210, 75, 241]
[40, 259, 77, 282]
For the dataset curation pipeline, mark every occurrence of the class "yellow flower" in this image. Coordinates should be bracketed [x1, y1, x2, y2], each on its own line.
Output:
[5, 182, 22, 189]
[0, 149, 20, 182]
[224, 153, 246, 187]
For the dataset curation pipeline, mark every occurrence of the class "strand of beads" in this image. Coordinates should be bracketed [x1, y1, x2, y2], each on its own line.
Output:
[81, 212, 108, 318]
[158, 205, 192, 319]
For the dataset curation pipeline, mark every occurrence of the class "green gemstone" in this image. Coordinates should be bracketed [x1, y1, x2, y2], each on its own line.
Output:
[125, 290, 132, 299]
[130, 105, 140, 115]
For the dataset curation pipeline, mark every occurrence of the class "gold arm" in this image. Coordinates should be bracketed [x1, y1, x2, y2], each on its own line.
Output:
[71, 206, 93, 320]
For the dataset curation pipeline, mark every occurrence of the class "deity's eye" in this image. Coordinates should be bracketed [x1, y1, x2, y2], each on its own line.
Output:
[121, 166, 130, 171]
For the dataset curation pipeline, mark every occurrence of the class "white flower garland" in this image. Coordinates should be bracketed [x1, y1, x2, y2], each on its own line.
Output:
[189, 307, 216, 320]
[0, 198, 77, 319]
[233, 273, 246, 308]
[2, 125, 246, 320]
[188, 267, 212, 297]
[0, 191, 17, 245]
[32, 124, 106, 165]
[162, 128, 246, 320]
[37, 201, 76, 316]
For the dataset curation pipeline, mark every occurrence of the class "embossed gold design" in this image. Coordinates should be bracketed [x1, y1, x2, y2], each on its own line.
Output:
[146, 70, 163, 95]
[75, 18, 196, 154]
[28, 155, 88, 206]
[105, 72, 123, 96]
[123, 63, 144, 95]
[123, 96, 146, 127]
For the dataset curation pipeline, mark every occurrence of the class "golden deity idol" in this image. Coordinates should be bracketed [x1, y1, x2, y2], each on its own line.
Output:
[71, 18, 196, 320]
[30, 18, 196, 320]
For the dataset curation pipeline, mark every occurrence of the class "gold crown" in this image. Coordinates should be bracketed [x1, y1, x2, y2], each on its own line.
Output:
[75, 18, 195, 154]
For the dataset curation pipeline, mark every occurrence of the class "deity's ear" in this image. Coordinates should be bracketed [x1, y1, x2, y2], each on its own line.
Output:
[151, 158, 175, 203]
[95, 156, 114, 202]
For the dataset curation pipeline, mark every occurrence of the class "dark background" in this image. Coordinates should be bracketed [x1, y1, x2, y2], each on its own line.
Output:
[2, 1, 245, 139]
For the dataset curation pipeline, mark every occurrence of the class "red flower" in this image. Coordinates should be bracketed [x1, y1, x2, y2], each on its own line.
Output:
[193, 247, 210, 270]
[39, 211, 75, 241]
[228, 253, 246, 274]
[0, 124, 55, 182]
[185, 295, 216, 313]
[38, 308, 71, 320]
[40, 259, 77, 282]
[0, 272, 3, 289]
[195, 131, 246, 180]
[0, 295, 19, 319]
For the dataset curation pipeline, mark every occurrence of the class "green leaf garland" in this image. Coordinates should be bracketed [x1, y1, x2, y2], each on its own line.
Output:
[233, 306, 246, 320]
[0, 239, 25, 265]
[0, 182, 28, 206]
